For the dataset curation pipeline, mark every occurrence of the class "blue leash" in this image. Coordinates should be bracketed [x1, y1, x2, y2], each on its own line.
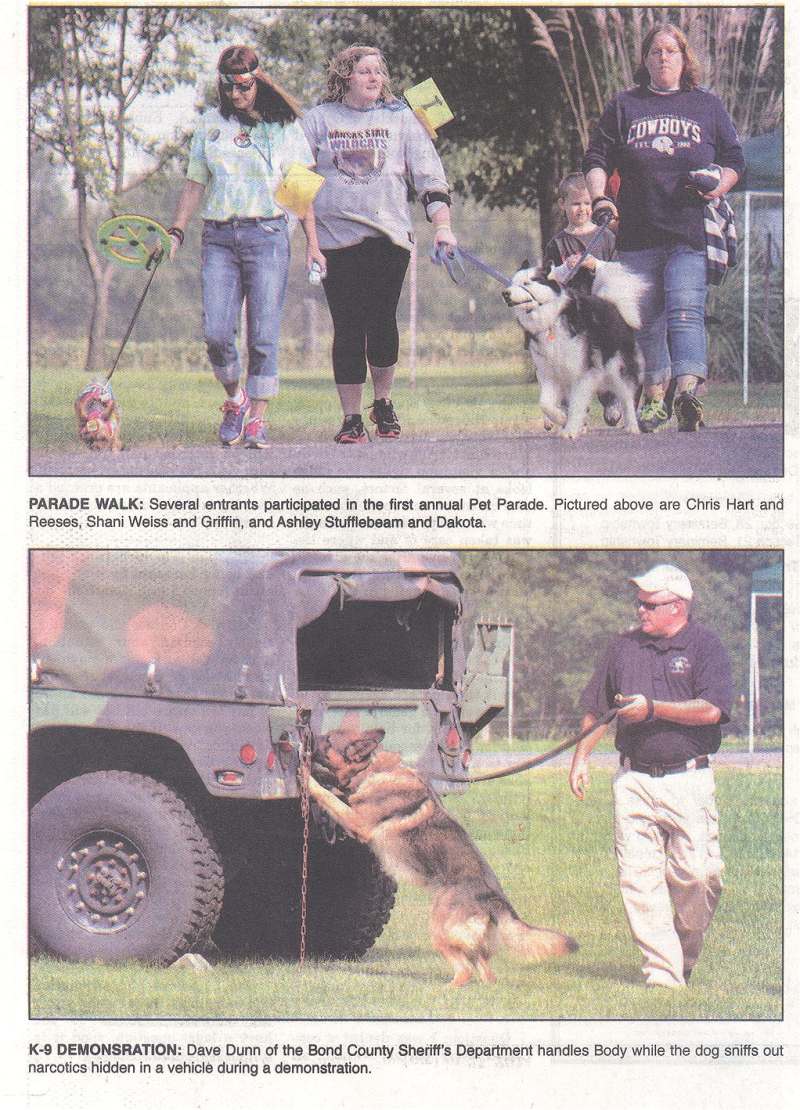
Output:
[432, 208, 615, 289]
[431, 242, 511, 287]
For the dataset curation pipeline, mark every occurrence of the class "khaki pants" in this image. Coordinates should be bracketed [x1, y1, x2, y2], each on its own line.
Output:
[612, 764, 723, 987]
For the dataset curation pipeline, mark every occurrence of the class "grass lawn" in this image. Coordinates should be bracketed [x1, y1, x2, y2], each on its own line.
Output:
[30, 767, 781, 1021]
[30, 347, 782, 452]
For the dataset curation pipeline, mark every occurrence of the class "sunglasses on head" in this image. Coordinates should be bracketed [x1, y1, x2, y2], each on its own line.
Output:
[636, 598, 678, 611]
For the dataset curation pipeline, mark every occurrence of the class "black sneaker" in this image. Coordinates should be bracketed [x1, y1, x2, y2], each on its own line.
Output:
[369, 397, 401, 438]
[334, 414, 369, 444]
[674, 391, 705, 432]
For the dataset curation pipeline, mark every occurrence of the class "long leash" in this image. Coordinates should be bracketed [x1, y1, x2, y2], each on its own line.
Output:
[429, 707, 618, 785]
[432, 208, 614, 291]
[106, 247, 164, 381]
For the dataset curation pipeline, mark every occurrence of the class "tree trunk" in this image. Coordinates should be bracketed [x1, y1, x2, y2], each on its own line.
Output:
[536, 144, 562, 254]
[85, 264, 114, 374]
[511, 6, 563, 256]
[72, 171, 114, 374]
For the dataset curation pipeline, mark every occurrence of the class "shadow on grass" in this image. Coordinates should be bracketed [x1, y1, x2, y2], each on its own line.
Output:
[570, 961, 642, 987]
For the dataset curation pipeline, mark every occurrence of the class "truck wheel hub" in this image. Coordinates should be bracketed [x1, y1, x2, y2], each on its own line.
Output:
[55, 831, 149, 933]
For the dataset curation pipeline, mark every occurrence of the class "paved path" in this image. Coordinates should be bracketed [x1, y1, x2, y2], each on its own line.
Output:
[31, 422, 782, 478]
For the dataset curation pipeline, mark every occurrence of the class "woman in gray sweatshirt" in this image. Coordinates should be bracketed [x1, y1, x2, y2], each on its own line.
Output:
[302, 45, 458, 442]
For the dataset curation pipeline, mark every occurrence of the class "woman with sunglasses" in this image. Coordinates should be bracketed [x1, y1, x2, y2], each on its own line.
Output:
[168, 46, 325, 448]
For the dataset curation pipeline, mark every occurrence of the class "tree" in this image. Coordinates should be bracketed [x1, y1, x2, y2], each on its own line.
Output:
[527, 7, 783, 144]
[460, 551, 782, 739]
[252, 6, 783, 249]
[251, 6, 570, 247]
[29, 7, 200, 372]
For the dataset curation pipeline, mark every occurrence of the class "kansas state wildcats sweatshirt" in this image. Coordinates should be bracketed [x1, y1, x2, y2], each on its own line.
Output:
[301, 99, 450, 252]
[582, 86, 745, 252]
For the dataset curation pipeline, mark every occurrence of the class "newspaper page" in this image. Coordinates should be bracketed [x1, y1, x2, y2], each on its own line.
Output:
[10, 1, 797, 1107]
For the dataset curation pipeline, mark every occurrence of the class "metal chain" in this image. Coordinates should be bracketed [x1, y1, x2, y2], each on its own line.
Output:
[298, 714, 312, 965]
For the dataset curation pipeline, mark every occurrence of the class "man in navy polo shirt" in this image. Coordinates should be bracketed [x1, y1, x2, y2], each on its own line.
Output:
[570, 564, 733, 988]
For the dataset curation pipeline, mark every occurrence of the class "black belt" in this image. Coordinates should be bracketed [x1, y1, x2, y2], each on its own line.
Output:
[205, 216, 286, 228]
[622, 754, 710, 777]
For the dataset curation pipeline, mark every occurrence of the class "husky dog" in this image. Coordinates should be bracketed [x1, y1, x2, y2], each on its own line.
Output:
[306, 728, 577, 988]
[503, 263, 647, 438]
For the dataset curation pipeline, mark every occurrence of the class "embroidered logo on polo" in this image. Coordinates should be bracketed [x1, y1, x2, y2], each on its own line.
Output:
[328, 127, 389, 183]
[669, 655, 691, 674]
[627, 115, 702, 155]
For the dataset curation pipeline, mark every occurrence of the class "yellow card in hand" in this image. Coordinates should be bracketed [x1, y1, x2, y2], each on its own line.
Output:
[404, 78, 454, 136]
[275, 163, 325, 217]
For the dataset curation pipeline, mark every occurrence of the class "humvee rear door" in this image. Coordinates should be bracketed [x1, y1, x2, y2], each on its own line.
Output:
[459, 621, 512, 735]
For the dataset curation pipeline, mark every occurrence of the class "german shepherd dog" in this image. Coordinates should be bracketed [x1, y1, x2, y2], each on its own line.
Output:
[306, 728, 578, 987]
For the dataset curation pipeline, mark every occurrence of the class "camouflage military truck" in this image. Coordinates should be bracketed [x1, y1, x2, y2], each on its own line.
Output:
[29, 551, 510, 965]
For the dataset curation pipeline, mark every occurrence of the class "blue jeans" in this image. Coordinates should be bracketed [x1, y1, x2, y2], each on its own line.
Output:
[201, 217, 290, 400]
[619, 245, 708, 386]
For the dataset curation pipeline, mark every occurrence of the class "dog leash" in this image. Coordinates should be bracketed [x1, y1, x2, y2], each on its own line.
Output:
[431, 242, 511, 287]
[107, 246, 164, 381]
[430, 707, 618, 785]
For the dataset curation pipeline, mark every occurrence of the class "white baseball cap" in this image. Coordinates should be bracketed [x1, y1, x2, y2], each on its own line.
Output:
[629, 564, 693, 600]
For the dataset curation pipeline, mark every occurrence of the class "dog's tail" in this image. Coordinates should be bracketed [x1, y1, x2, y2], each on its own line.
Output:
[592, 263, 647, 332]
[497, 910, 578, 962]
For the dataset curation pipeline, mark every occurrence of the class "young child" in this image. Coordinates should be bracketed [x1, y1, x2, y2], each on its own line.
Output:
[545, 171, 617, 294]
[543, 171, 621, 424]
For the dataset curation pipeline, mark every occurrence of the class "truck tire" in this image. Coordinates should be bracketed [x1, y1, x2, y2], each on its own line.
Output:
[305, 838, 397, 960]
[213, 833, 395, 961]
[30, 771, 224, 965]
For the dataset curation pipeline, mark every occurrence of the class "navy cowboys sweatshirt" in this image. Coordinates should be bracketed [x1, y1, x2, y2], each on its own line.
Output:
[582, 86, 745, 252]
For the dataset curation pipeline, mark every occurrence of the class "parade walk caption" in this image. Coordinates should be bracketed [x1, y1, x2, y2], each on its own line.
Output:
[28, 491, 784, 535]
[28, 1039, 787, 1079]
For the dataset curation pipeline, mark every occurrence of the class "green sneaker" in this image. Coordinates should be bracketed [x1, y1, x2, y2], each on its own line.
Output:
[638, 398, 670, 433]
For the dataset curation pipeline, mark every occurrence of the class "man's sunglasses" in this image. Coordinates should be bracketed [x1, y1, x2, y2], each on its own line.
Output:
[636, 598, 677, 611]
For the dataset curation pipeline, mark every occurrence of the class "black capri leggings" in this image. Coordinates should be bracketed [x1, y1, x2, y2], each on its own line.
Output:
[321, 236, 411, 385]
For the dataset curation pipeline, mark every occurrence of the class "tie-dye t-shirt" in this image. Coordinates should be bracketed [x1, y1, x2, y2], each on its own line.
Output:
[186, 107, 314, 221]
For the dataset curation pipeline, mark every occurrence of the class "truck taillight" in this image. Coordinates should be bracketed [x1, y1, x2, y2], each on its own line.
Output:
[239, 744, 257, 765]
[267, 751, 276, 770]
[216, 771, 244, 786]
[461, 749, 471, 767]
